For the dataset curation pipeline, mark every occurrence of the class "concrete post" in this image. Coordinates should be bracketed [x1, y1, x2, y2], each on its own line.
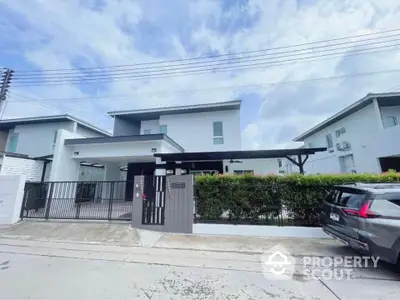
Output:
[0, 175, 26, 224]
[103, 163, 121, 201]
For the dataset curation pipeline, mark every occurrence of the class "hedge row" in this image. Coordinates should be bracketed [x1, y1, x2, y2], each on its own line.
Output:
[194, 172, 400, 226]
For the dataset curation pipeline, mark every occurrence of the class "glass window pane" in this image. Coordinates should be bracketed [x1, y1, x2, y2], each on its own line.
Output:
[160, 125, 167, 134]
[213, 121, 223, 137]
[53, 130, 58, 143]
[7, 133, 19, 153]
[213, 137, 224, 145]
[326, 134, 333, 148]
[385, 116, 397, 128]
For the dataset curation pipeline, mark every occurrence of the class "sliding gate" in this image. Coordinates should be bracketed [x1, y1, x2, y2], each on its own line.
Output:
[20, 181, 133, 221]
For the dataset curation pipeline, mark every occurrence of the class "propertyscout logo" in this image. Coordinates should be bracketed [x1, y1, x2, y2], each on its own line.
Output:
[261, 245, 380, 281]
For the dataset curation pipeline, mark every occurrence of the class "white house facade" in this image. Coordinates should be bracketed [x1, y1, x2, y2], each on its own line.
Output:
[291, 92, 400, 174]
[49, 100, 286, 183]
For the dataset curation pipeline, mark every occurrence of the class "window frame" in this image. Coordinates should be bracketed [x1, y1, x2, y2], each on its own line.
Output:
[213, 121, 224, 145]
[233, 170, 254, 175]
[7, 132, 19, 153]
[385, 116, 398, 128]
[325, 133, 333, 149]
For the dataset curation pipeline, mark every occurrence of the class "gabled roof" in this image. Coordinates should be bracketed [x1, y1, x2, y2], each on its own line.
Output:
[0, 114, 111, 136]
[108, 100, 241, 120]
[293, 92, 400, 142]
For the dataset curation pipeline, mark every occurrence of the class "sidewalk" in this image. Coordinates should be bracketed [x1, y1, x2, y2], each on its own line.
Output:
[0, 220, 345, 256]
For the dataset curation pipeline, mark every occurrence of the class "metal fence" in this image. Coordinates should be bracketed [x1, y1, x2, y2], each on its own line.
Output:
[20, 181, 133, 221]
[193, 183, 333, 227]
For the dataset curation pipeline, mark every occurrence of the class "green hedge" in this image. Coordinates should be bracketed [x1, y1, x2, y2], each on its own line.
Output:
[194, 172, 400, 226]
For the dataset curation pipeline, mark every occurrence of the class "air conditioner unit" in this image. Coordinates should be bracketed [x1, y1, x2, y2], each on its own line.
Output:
[342, 141, 351, 150]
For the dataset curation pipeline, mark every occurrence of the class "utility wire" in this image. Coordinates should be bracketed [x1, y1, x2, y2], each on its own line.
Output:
[8, 92, 110, 119]
[14, 32, 400, 78]
[10, 67, 400, 105]
[12, 44, 400, 87]
[14, 27, 400, 74]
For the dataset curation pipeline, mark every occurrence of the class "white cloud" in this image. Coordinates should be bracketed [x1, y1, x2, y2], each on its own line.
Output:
[1, 0, 400, 148]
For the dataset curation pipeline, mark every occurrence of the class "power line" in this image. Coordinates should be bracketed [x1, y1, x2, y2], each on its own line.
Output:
[14, 32, 400, 78]
[14, 27, 400, 74]
[8, 92, 110, 119]
[12, 43, 400, 87]
[10, 67, 400, 105]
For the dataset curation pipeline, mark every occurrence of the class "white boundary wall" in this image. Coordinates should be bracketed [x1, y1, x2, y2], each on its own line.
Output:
[0, 175, 26, 224]
[193, 224, 330, 239]
[0, 156, 44, 181]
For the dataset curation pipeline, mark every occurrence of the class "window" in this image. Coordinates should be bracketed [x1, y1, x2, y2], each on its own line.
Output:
[52, 130, 58, 152]
[325, 134, 333, 149]
[278, 159, 282, 168]
[7, 133, 19, 153]
[385, 116, 398, 128]
[143, 129, 151, 134]
[160, 125, 167, 134]
[307, 142, 313, 148]
[234, 170, 254, 175]
[213, 121, 224, 145]
[336, 191, 365, 209]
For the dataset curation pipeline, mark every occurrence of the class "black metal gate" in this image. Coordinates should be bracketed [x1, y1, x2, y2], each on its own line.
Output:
[142, 176, 166, 225]
[20, 181, 133, 221]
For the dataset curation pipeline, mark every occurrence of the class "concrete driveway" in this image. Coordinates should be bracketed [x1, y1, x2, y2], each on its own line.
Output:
[0, 221, 399, 299]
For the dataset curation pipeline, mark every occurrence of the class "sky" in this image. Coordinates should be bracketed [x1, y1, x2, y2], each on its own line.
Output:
[1, 0, 400, 150]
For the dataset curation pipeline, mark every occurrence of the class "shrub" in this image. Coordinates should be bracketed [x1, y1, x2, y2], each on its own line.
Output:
[194, 173, 400, 226]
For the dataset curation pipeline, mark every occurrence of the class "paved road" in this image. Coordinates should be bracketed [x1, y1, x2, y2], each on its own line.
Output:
[0, 237, 399, 299]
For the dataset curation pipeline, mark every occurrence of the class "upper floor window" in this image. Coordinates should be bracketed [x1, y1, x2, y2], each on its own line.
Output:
[143, 129, 151, 134]
[384, 116, 398, 128]
[160, 125, 167, 134]
[52, 130, 58, 152]
[213, 121, 224, 145]
[326, 134, 333, 149]
[278, 159, 282, 168]
[307, 142, 313, 148]
[7, 133, 19, 153]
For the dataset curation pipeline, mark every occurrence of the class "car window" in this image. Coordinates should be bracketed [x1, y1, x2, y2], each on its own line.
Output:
[325, 190, 338, 203]
[337, 192, 365, 208]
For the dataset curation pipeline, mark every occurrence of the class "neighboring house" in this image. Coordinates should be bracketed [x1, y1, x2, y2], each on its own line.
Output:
[0, 115, 111, 180]
[290, 92, 400, 174]
[0, 114, 111, 157]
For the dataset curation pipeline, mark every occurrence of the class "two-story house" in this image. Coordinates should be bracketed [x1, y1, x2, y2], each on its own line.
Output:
[0, 114, 111, 156]
[0, 114, 111, 180]
[48, 100, 306, 184]
[291, 92, 400, 174]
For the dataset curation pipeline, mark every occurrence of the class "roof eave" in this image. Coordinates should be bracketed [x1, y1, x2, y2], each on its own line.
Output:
[108, 100, 242, 117]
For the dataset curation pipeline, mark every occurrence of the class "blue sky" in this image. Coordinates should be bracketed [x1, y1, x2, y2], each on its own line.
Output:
[1, 0, 400, 149]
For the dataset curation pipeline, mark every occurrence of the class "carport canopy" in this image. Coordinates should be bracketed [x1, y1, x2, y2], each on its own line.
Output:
[154, 147, 327, 174]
